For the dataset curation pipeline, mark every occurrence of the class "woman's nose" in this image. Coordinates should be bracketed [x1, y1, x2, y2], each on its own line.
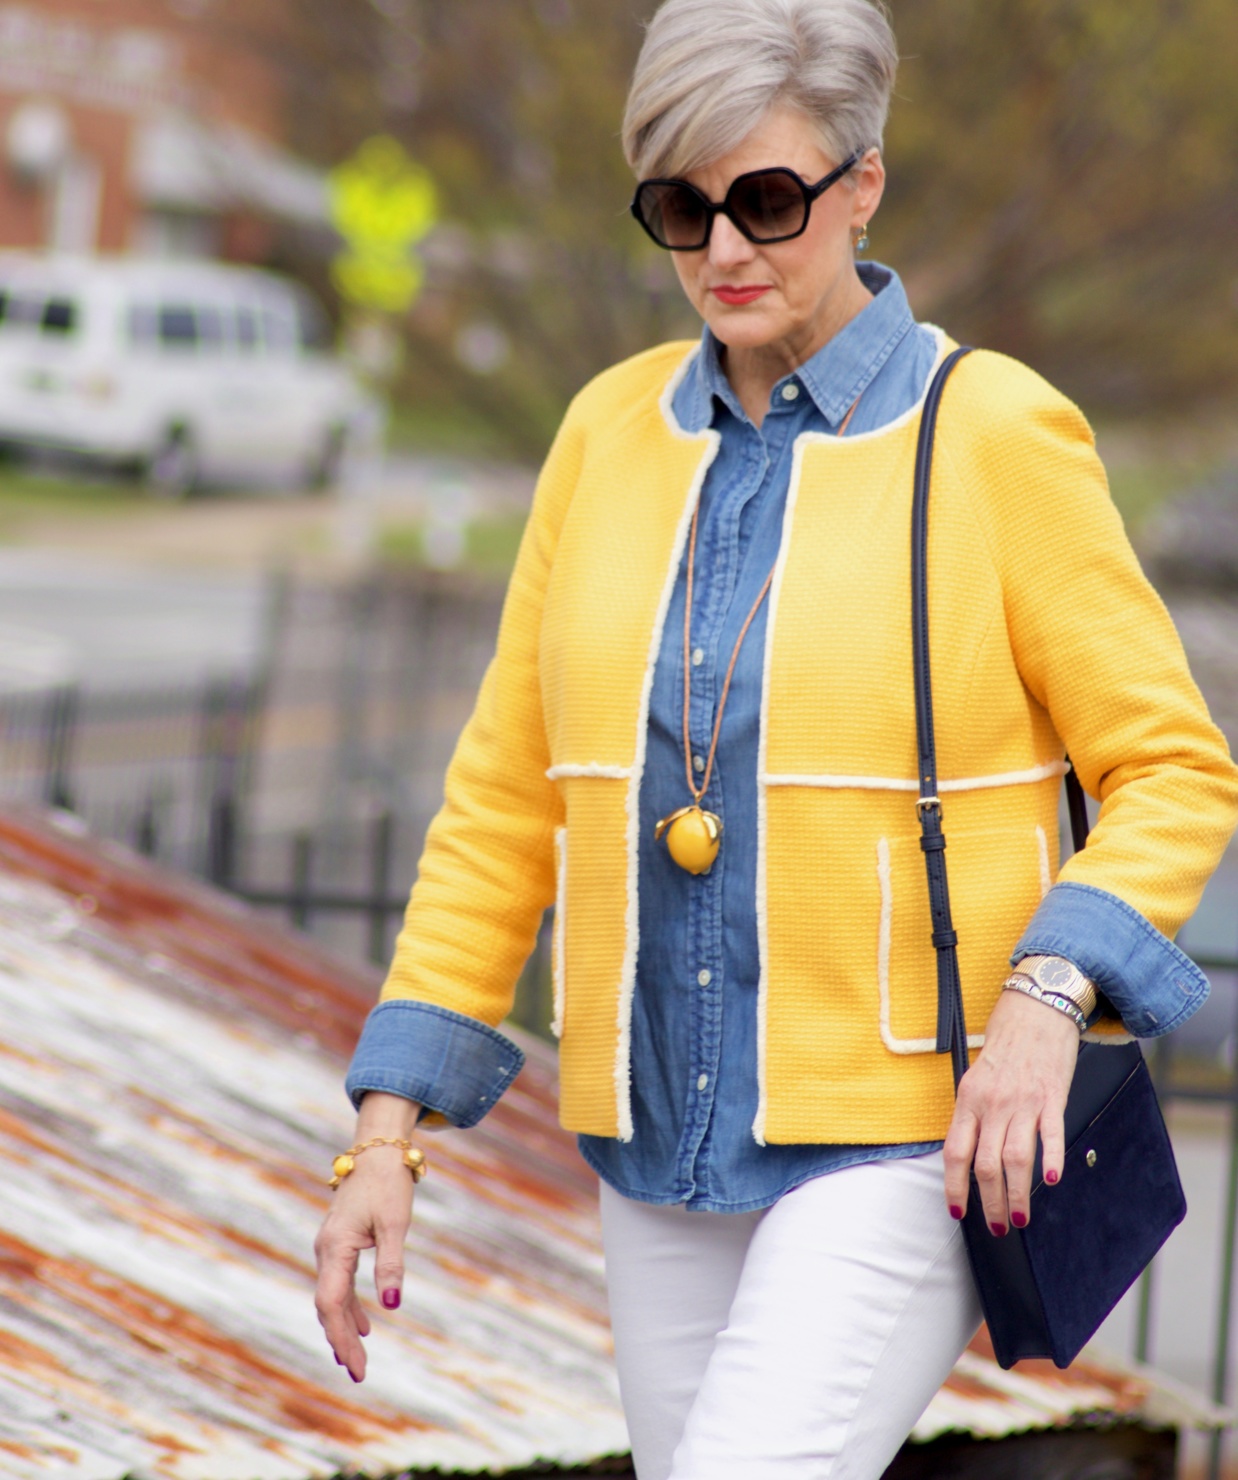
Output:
[708, 212, 756, 267]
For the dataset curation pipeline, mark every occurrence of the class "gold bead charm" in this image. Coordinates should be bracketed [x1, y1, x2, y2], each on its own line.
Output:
[655, 805, 722, 875]
[327, 1136, 428, 1190]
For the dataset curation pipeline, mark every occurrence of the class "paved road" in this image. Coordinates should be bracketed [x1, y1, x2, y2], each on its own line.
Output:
[0, 453, 532, 693]
[0, 548, 268, 691]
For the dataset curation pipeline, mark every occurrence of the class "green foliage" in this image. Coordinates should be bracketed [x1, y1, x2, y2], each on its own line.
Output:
[283, 0, 1238, 458]
[882, 0, 1238, 414]
[392, 0, 692, 455]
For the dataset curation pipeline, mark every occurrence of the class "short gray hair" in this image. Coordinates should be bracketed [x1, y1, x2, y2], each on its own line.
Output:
[622, 0, 898, 180]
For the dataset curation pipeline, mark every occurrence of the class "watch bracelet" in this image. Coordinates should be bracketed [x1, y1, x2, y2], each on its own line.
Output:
[1016, 953, 1099, 1020]
[1002, 972, 1087, 1032]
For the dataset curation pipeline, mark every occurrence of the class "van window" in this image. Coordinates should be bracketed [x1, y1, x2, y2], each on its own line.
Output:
[42, 298, 77, 334]
[129, 304, 158, 345]
[158, 306, 198, 347]
[0, 291, 76, 334]
[197, 305, 225, 350]
[294, 293, 333, 353]
[260, 307, 296, 354]
[235, 305, 260, 351]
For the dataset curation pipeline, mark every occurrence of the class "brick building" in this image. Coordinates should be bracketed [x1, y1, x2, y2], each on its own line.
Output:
[0, 0, 331, 261]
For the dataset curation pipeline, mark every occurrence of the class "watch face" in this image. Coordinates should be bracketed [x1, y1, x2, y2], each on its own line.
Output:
[1035, 957, 1075, 989]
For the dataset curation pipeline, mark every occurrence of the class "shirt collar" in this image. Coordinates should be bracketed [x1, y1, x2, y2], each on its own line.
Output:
[677, 261, 917, 433]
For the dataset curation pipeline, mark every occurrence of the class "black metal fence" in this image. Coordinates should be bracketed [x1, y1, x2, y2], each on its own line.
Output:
[0, 676, 262, 868]
[0, 668, 555, 1035]
[206, 796, 556, 1038]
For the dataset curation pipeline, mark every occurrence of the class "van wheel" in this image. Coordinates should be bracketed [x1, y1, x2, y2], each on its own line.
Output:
[304, 426, 346, 494]
[146, 429, 199, 500]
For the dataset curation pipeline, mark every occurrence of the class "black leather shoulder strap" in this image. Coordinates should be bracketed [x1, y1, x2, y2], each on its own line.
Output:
[911, 346, 1093, 1092]
[1064, 764, 1090, 856]
[911, 347, 973, 1090]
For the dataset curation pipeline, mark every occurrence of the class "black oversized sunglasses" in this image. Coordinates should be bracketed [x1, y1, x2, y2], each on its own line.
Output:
[630, 153, 862, 251]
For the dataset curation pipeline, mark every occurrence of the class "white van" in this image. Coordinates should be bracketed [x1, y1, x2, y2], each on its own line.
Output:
[0, 254, 381, 495]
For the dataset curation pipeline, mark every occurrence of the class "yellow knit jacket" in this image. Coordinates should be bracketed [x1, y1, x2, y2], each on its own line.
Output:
[383, 336, 1238, 1144]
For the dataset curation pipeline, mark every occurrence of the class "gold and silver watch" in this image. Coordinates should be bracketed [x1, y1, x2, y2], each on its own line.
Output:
[1005, 954, 1099, 1027]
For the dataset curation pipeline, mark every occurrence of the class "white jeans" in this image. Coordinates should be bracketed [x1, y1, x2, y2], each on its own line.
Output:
[599, 1151, 982, 1480]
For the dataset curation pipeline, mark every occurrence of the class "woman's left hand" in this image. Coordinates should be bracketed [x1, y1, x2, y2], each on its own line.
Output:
[943, 989, 1080, 1236]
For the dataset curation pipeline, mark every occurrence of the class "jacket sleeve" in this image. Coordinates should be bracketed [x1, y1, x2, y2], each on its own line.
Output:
[377, 404, 584, 1029]
[953, 354, 1238, 1033]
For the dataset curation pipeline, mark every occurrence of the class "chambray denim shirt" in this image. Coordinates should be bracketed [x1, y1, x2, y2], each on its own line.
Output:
[345, 264, 1212, 1210]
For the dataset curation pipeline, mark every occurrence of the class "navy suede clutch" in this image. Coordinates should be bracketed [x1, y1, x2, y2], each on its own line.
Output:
[912, 350, 1187, 1370]
[960, 1038, 1184, 1367]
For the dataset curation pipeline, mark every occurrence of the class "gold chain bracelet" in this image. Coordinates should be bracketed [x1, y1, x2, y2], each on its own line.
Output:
[329, 1136, 427, 1190]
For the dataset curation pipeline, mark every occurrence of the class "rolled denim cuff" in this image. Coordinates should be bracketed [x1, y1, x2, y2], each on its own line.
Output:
[345, 999, 526, 1126]
[1012, 881, 1209, 1038]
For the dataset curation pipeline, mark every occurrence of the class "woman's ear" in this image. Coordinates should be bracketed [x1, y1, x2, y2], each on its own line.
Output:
[851, 148, 886, 232]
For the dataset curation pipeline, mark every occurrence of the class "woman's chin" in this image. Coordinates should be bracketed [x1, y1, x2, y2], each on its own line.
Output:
[702, 305, 789, 350]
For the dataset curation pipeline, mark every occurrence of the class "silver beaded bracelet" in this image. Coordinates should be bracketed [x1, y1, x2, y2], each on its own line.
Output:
[1001, 972, 1087, 1032]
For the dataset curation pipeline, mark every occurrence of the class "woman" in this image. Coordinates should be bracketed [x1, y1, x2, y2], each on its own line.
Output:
[315, 2, 1238, 1475]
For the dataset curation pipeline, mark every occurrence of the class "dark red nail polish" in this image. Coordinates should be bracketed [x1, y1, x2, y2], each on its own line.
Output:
[1011, 1210, 1027, 1228]
[949, 1204, 964, 1220]
[381, 1288, 401, 1310]
[990, 1221, 1007, 1238]
[1045, 1169, 1059, 1185]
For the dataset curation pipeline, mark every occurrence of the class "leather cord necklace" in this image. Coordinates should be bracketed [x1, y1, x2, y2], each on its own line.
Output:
[655, 391, 862, 873]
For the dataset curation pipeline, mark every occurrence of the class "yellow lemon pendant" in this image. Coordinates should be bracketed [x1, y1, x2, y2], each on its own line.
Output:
[654, 805, 722, 874]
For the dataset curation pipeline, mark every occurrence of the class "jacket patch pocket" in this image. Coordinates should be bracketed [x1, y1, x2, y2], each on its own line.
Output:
[879, 826, 1047, 1053]
[551, 774, 632, 1136]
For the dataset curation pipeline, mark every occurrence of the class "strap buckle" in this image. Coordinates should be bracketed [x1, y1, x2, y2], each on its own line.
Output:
[915, 795, 941, 817]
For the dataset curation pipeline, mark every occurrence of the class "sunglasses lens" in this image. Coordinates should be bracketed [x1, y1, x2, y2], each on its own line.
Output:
[637, 182, 709, 249]
[729, 172, 808, 240]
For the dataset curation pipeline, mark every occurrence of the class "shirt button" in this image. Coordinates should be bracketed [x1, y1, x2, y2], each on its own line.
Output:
[693, 754, 705, 773]
[697, 1074, 708, 1092]
[697, 969, 711, 986]
[780, 383, 800, 402]
[691, 647, 704, 667]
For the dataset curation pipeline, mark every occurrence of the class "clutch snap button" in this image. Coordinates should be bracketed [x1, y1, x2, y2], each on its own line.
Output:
[1085, 1149, 1097, 1168]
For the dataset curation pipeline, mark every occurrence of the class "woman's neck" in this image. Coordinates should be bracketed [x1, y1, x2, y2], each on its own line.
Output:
[723, 271, 873, 427]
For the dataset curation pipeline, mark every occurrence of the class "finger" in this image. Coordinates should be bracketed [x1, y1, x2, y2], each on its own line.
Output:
[314, 1233, 361, 1324]
[331, 1288, 376, 1383]
[1001, 1112, 1040, 1229]
[314, 1229, 369, 1378]
[942, 1096, 980, 1221]
[1038, 1098, 1068, 1198]
[971, 1119, 1012, 1237]
[333, 1308, 368, 1383]
[319, 1293, 366, 1382]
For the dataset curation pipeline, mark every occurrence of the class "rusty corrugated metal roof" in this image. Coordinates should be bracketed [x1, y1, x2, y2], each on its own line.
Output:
[0, 809, 623, 1479]
[0, 808, 1220, 1478]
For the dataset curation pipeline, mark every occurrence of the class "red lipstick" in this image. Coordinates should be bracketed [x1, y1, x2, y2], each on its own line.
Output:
[712, 285, 770, 306]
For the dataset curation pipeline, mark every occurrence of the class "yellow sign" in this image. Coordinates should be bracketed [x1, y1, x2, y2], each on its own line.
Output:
[329, 136, 438, 313]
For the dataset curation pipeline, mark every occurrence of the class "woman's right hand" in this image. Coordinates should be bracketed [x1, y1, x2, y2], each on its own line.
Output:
[313, 1093, 421, 1382]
